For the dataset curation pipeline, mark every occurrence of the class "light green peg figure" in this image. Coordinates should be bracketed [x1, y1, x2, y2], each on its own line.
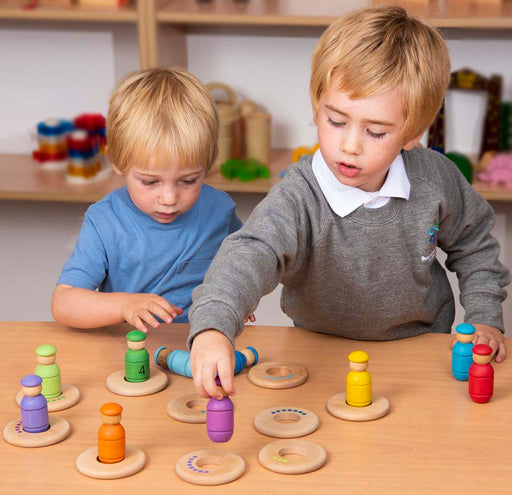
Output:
[35, 344, 62, 399]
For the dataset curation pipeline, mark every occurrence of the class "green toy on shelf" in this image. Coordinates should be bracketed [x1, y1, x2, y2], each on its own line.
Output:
[220, 158, 270, 182]
[445, 152, 473, 184]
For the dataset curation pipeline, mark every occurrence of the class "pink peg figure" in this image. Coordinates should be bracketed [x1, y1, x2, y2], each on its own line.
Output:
[206, 378, 234, 442]
[20, 374, 50, 433]
[468, 344, 494, 403]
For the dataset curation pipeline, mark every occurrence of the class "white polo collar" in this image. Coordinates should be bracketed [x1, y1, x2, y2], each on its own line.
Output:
[311, 149, 410, 218]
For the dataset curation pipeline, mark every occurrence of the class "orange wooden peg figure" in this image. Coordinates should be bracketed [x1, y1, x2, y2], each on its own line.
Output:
[98, 402, 125, 464]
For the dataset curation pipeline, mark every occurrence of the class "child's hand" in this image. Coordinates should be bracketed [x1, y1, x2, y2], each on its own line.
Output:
[244, 313, 256, 323]
[120, 293, 183, 333]
[473, 323, 507, 363]
[190, 330, 235, 399]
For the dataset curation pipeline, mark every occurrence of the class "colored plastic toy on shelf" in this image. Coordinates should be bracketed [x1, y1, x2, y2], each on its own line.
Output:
[468, 344, 494, 403]
[67, 113, 111, 184]
[220, 158, 270, 182]
[76, 402, 146, 479]
[478, 152, 512, 187]
[206, 377, 234, 443]
[445, 152, 473, 183]
[451, 323, 475, 381]
[32, 118, 73, 170]
[3, 374, 71, 448]
[292, 144, 319, 163]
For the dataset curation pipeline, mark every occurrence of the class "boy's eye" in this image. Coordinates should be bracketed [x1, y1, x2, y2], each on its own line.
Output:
[141, 179, 157, 186]
[367, 129, 386, 139]
[327, 118, 345, 128]
[181, 178, 198, 185]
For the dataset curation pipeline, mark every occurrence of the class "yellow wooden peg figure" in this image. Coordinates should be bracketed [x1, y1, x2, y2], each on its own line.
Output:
[327, 350, 390, 421]
[346, 351, 371, 407]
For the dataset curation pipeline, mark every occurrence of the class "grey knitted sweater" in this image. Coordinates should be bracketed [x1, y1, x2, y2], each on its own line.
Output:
[189, 146, 510, 348]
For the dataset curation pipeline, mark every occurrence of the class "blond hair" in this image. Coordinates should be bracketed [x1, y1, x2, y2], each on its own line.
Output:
[107, 67, 219, 173]
[311, 6, 450, 142]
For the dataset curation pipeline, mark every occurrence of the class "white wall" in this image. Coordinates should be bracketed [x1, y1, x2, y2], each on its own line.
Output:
[0, 21, 511, 333]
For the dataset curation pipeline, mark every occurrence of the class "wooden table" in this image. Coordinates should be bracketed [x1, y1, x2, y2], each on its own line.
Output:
[1, 322, 510, 494]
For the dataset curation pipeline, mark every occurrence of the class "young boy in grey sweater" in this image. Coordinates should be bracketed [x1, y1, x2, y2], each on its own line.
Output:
[188, 6, 510, 399]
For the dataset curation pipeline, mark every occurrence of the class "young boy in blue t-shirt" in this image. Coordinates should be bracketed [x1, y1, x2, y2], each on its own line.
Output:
[188, 6, 510, 399]
[52, 67, 242, 332]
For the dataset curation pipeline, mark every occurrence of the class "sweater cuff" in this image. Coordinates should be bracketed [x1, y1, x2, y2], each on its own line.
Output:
[187, 301, 240, 350]
[461, 292, 505, 333]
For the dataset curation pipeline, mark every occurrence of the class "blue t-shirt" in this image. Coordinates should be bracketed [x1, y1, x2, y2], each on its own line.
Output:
[58, 185, 242, 322]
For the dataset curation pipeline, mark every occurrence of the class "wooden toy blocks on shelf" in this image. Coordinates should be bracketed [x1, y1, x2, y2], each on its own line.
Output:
[327, 351, 390, 421]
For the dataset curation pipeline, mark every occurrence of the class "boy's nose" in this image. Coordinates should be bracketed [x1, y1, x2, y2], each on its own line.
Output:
[342, 128, 362, 155]
[159, 187, 177, 206]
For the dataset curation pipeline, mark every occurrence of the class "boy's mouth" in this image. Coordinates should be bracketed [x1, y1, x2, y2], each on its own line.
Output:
[336, 162, 360, 178]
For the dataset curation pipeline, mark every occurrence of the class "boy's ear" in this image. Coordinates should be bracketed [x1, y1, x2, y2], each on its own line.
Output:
[402, 132, 424, 151]
[111, 163, 123, 176]
[312, 106, 318, 125]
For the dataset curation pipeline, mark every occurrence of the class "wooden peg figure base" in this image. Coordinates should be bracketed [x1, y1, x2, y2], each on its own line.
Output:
[326, 392, 390, 421]
[253, 406, 320, 438]
[3, 416, 70, 447]
[176, 449, 245, 486]
[167, 393, 208, 423]
[76, 445, 146, 479]
[258, 439, 327, 474]
[105, 369, 168, 396]
[248, 361, 308, 389]
[15, 383, 80, 412]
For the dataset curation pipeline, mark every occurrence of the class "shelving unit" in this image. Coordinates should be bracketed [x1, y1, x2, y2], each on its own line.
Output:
[1, 0, 512, 199]
[0, 0, 137, 22]
[1, 152, 511, 203]
[0, 152, 289, 202]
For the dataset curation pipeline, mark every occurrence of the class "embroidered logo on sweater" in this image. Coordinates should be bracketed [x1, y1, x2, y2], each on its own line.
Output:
[422, 219, 439, 262]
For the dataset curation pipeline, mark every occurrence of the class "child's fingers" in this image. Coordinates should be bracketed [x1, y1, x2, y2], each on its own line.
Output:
[495, 342, 507, 363]
[217, 360, 235, 397]
[130, 316, 149, 333]
[148, 303, 174, 324]
[152, 297, 178, 319]
[202, 365, 223, 399]
[138, 309, 161, 329]
[171, 304, 184, 315]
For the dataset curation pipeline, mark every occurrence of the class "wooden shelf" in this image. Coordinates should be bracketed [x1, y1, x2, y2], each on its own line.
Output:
[0, 151, 290, 202]
[0, 0, 137, 22]
[1, 151, 511, 203]
[156, 0, 512, 29]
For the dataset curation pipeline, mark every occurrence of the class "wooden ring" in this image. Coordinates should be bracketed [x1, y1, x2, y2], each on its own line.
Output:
[176, 449, 245, 485]
[326, 392, 390, 421]
[248, 362, 308, 389]
[3, 416, 70, 448]
[76, 445, 146, 479]
[16, 383, 80, 412]
[167, 393, 208, 424]
[258, 439, 327, 474]
[253, 406, 319, 438]
[105, 369, 168, 397]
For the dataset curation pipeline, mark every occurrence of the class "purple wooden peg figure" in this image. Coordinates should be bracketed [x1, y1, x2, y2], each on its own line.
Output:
[20, 374, 50, 433]
[206, 377, 234, 442]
